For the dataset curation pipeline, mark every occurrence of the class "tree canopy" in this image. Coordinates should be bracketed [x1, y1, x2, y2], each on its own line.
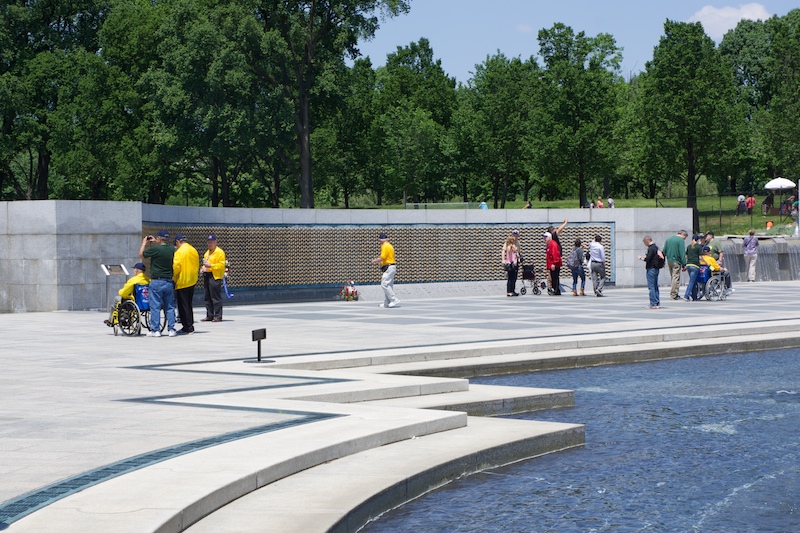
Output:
[2, 2, 799, 219]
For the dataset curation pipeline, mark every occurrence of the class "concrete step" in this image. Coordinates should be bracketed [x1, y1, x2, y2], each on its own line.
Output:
[184, 417, 585, 533]
[265, 319, 800, 374]
[363, 330, 800, 378]
[358, 384, 574, 416]
[6, 403, 466, 533]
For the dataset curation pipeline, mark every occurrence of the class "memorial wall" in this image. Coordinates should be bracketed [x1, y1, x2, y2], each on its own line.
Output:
[1, 201, 692, 312]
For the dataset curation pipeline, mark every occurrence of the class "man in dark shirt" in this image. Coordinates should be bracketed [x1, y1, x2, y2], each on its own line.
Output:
[139, 229, 177, 337]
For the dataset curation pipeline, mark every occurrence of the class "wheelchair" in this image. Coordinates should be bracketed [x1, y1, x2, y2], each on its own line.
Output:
[695, 266, 728, 302]
[109, 284, 167, 336]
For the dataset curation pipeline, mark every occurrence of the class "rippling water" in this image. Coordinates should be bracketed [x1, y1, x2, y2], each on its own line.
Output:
[362, 349, 800, 533]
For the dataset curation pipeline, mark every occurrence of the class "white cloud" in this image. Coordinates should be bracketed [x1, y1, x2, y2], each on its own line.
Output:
[515, 23, 533, 34]
[688, 3, 771, 40]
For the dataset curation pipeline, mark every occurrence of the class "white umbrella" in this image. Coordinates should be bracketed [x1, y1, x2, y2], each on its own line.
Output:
[764, 177, 796, 190]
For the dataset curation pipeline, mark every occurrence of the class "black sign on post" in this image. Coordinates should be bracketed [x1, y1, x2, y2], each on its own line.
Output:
[248, 328, 270, 363]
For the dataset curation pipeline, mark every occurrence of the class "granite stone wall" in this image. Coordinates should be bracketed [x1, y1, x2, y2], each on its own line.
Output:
[1, 201, 693, 312]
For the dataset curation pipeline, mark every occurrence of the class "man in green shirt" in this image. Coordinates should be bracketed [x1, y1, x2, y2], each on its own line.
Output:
[663, 229, 688, 301]
[139, 229, 177, 337]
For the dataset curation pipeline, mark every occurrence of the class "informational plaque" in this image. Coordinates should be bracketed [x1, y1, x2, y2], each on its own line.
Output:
[101, 264, 129, 276]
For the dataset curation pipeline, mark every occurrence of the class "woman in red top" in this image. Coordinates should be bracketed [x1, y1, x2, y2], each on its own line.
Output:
[544, 232, 562, 295]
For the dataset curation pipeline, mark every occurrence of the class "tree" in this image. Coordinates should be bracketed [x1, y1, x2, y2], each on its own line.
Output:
[638, 20, 742, 231]
[253, 0, 410, 208]
[313, 58, 375, 207]
[764, 9, 800, 179]
[530, 23, 622, 207]
[460, 53, 534, 207]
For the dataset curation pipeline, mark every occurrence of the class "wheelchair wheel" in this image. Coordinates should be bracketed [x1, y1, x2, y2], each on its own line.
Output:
[705, 277, 724, 301]
[142, 309, 168, 332]
[118, 300, 142, 336]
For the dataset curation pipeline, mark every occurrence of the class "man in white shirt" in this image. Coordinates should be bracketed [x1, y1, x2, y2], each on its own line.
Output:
[588, 235, 606, 297]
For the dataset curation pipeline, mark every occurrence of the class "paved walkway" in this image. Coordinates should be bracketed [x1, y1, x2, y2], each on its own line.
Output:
[2, 281, 800, 532]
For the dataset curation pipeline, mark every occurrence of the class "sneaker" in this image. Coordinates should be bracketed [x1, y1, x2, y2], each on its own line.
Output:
[671, 296, 680, 300]
[168, 330, 177, 337]
[147, 331, 162, 337]
[379, 304, 386, 308]
[682, 297, 690, 301]
[103, 319, 113, 327]
[726, 288, 735, 295]
[388, 301, 400, 308]
[179, 328, 194, 335]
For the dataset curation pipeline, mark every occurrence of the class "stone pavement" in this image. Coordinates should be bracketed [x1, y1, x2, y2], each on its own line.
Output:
[2, 280, 800, 532]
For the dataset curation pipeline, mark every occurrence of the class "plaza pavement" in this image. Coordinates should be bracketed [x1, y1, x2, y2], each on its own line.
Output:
[3, 280, 800, 532]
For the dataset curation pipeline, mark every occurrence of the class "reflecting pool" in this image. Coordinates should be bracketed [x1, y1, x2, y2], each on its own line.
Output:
[362, 349, 800, 532]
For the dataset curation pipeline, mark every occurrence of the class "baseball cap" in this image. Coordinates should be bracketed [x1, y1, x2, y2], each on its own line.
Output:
[133, 262, 146, 271]
[702, 245, 711, 252]
[174, 233, 186, 242]
[542, 232, 552, 239]
[206, 234, 217, 241]
[512, 229, 520, 235]
[705, 231, 714, 237]
[156, 229, 170, 238]
[378, 233, 388, 240]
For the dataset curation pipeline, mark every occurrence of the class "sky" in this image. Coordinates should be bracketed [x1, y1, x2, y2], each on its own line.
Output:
[355, 1, 798, 83]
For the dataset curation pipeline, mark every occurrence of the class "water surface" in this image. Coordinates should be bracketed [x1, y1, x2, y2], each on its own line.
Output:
[362, 349, 800, 532]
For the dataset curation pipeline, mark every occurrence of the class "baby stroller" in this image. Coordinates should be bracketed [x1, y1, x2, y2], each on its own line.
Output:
[519, 258, 546, 295]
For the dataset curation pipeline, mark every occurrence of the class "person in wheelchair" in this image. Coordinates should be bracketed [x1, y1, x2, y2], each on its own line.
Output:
[104, 263, 150, 327]
[700, 246, 732, 296]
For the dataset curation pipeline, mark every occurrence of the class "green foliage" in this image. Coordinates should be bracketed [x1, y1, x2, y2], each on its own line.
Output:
[1, 2, 797, 212]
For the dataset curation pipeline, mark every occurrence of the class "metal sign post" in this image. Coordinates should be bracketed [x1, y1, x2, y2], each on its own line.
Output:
[101, 264, 129, 312]
[244, 328, 273, 363]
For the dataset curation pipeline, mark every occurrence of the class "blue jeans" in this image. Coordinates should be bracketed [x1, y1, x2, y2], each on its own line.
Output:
[684, 265, 700, 300]
[571, 266, 585, 290]
[646, 268, 660, 307]
[149, 279, 176, 332]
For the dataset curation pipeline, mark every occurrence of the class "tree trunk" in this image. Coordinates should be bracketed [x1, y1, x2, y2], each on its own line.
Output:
[36, 145, 50, 200]
[211, 158, 220, 207]
[297, 86, 314, 208]
[578, 170, 586, 208]
[686, 143, 699, 232]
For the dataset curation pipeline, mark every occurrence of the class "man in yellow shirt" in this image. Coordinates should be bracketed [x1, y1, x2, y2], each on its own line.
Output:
[370, 232, 400, 308]
[701, 246, 732, 295]
[201, 234, 226, 322]
[173, 234, 200, 334]
[104, 263, 150, 327]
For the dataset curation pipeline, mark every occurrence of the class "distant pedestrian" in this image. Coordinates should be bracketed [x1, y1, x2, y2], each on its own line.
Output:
[502, 236, 520, 297]
[597, 196, 604, 208]
[639, 236, 662, 309]
[544, 231, 562, 295]
[173, 234, 199, 334]
[479, 200, 489, 210]
[566, 239, 586, 296]
[763, 192, 775, 213]
[139, 230, 177, 336]
[663, 230, 688, 300]
[371, 232, 400, 308]
[743, 229, 758, 282]
[607, 197, 615, 208]
[547, 218, 568, 256]
[683, 235, 704, 301]
[745, 194, 755, 215]
[201, 234, 226, 322]
[588, 235, 606, 297]
[735, 194, 746, 216]
[523, 201, 532, 209]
